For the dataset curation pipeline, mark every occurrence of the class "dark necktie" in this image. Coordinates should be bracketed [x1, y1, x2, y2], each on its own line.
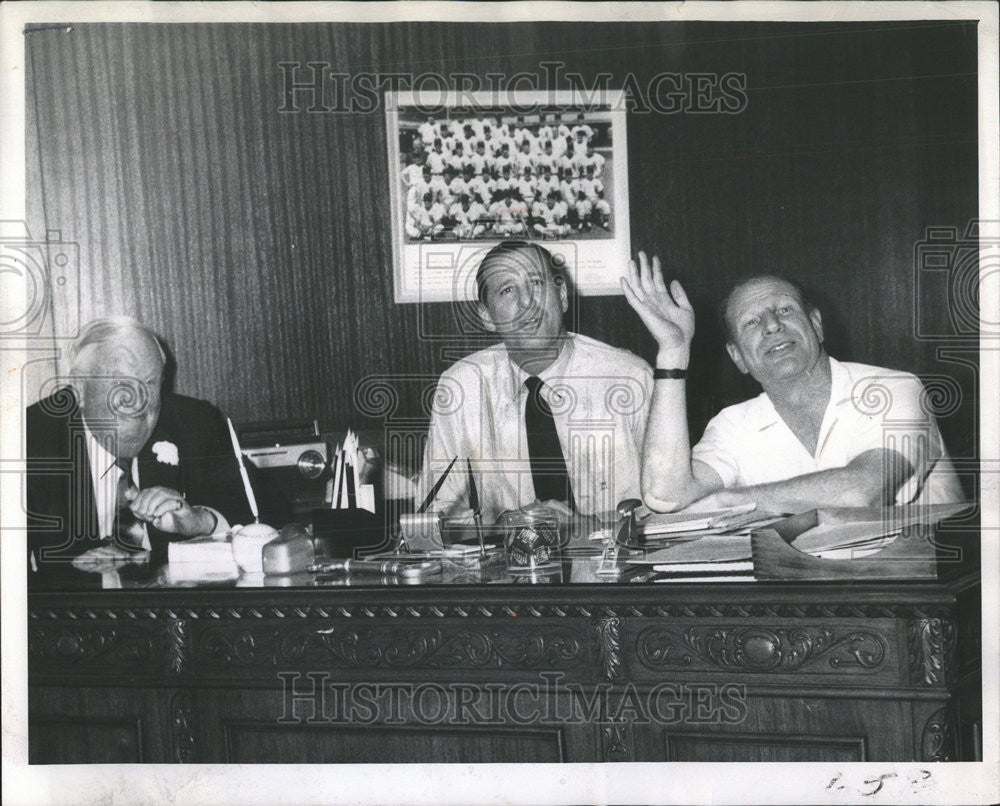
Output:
[524, 376, 574, 506]
[113, 458, 144, 550]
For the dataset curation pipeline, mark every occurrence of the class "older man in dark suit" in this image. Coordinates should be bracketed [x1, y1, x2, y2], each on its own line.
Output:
[26, 317, 251, 578]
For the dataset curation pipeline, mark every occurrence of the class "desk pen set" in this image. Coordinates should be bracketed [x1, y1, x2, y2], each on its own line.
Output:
[308, 453, 488, 582]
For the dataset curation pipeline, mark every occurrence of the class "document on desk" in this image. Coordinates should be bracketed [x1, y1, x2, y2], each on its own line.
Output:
[784, 503, 974, 559]
[790, 522, 902, 559]
[632, 532, 752, 564]
[639, 503, 785, 538]
[627, 532, 755, 581]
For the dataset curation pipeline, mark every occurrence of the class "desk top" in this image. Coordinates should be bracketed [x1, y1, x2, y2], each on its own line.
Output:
[28, 505, 979, 597]
[28, 549, 665, 592]
[27, 551, 974, 607]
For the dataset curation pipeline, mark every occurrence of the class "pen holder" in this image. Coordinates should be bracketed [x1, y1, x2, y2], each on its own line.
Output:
[231, 522, 280, 574]
[311, 507, 387, 559]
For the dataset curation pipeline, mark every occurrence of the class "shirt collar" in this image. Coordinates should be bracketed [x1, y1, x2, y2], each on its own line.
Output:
[750, 392, 781, 432]
[826, 356, 854, 408]
[503, 334, 575, 399]
[82, 421, 123, 479]
[753, 355, 839, 432]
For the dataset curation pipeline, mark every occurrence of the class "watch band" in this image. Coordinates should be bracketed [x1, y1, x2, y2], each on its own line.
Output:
[653, 368, 688, 380]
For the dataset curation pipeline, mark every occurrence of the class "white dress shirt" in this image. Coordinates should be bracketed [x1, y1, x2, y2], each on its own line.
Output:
[83, 426, 151, 549]
[418, 333, 653, 519]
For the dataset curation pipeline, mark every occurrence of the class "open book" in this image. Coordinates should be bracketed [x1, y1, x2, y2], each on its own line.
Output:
[787, 501, 973, 559]
[623, 501, 973, 580]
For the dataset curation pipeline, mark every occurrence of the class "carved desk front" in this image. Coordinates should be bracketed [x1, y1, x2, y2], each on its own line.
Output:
[28, 569, 976, 764]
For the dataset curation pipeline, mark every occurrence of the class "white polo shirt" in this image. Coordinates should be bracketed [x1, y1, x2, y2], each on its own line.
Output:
[692, 358, 965, 505]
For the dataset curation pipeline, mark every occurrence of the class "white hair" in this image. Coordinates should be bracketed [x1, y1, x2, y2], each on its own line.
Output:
[68, 316, 167, 376]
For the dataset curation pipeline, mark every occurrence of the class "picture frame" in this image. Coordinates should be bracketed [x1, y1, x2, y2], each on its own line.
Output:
[387, 90, 631, 303]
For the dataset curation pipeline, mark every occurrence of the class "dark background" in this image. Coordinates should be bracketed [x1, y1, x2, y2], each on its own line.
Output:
[26, 21, 979, 489]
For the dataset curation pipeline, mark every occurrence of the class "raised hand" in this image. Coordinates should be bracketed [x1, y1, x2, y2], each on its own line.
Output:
[620, 252, 695, 360]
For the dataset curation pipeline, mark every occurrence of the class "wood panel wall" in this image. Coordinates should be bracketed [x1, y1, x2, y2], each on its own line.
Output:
[26, 20, 979, 475]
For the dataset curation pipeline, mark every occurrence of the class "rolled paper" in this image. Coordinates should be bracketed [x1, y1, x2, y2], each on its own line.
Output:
[346, 454, 357, 510]
[226, 417, 259, 522]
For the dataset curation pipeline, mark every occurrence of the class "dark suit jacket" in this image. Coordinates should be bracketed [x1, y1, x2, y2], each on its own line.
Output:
[27, 388, 253, 575]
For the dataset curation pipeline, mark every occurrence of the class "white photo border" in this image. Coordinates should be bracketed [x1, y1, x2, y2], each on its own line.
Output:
[1, 3, 997, 806]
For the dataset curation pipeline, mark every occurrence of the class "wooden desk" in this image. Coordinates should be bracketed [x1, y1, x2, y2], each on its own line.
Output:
[28, 557, 980, 763]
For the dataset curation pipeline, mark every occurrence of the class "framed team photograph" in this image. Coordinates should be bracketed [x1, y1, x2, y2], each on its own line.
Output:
[387, 90, 631, 303]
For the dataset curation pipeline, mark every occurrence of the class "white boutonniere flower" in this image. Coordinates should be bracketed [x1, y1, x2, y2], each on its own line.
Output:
[153, 441, 179, 465]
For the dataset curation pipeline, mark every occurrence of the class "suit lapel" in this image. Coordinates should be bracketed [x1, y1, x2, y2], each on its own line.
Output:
[136, 416, 184, 550]
[39, 390, 99, 556]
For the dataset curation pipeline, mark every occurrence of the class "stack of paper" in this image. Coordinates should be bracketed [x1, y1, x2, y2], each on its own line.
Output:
[629, 533, 755, 582]
[615, 502, 970, 580]
[167, 534, 240, 582]
[325, 429, 376, 513]
[638, 533, 752, 563]
[790, 522, 902, 559]
[590, 504, 771, 582]
[639, 504, 785, 539]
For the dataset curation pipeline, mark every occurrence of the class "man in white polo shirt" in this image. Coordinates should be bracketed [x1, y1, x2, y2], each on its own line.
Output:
[621, 254, 965, 512]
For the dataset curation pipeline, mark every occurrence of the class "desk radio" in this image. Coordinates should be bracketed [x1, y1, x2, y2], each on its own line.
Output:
[238, 421, 330, 523]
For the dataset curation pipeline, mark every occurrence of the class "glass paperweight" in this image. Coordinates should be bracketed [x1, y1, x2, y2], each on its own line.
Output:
[497, 504, 563, 571]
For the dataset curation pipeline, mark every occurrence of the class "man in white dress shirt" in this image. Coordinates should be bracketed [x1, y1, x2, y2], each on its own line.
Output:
[418, 242, 652, 521]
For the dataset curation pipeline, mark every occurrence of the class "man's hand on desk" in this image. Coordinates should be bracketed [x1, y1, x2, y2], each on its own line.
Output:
[442, 499, 591, 533]
[536, 499, 574, 521]
[128, 486, 217, 537]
